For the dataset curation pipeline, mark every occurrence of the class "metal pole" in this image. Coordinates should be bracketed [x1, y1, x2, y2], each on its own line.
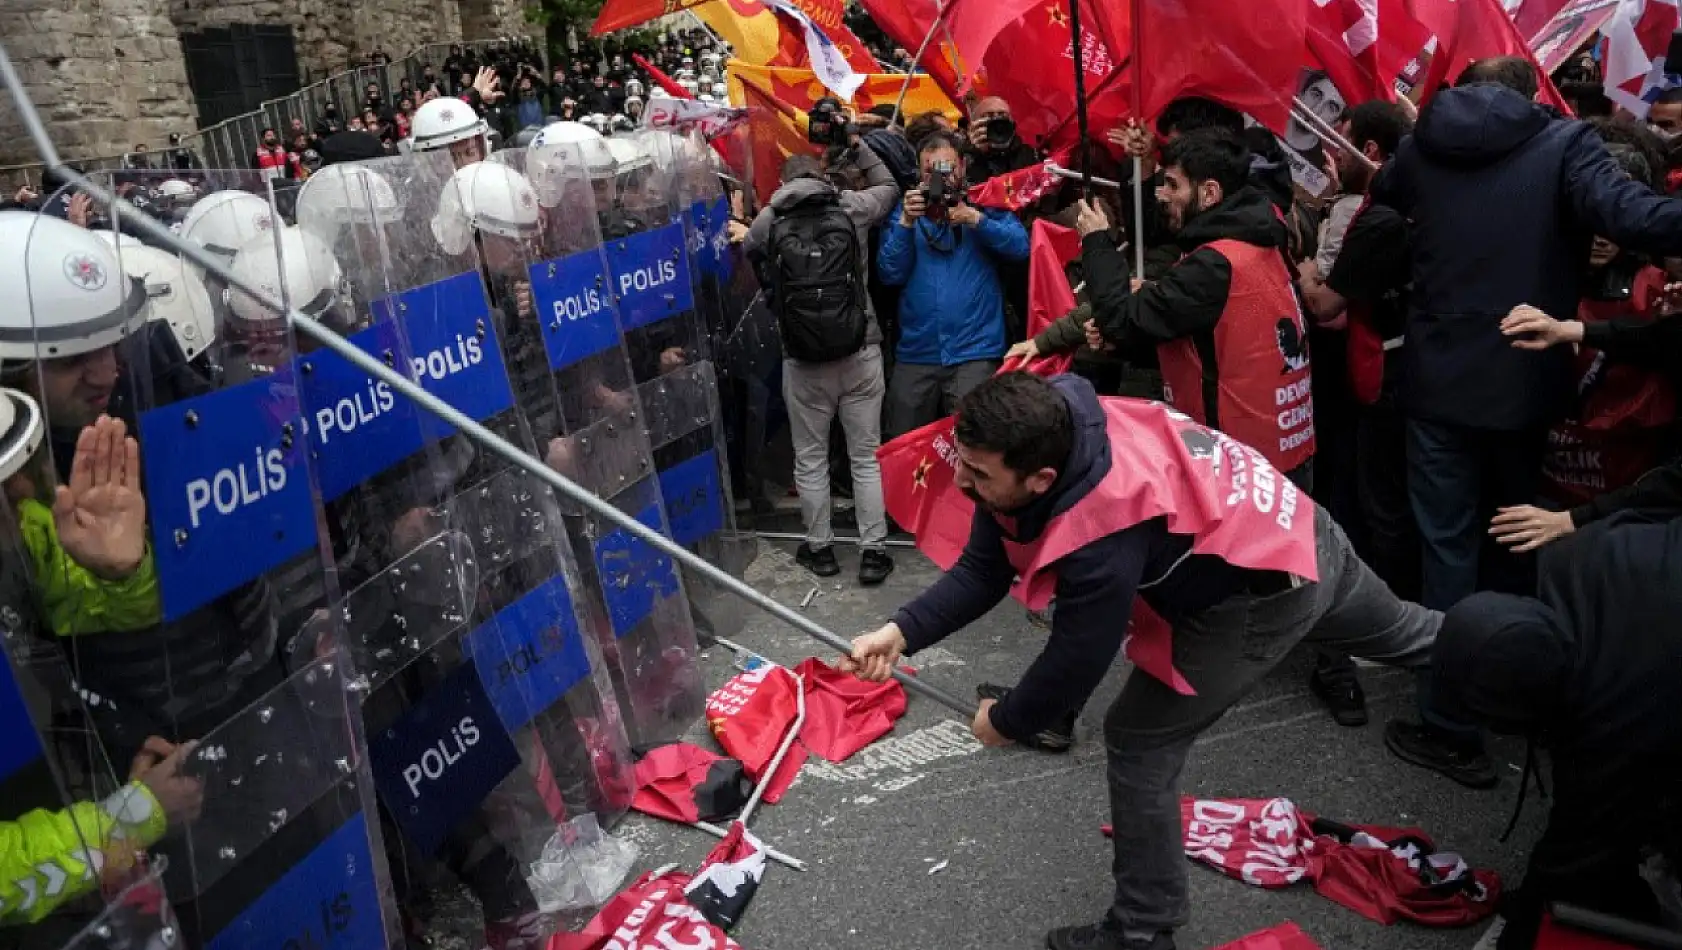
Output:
[691, 820, 807, 871]
[1290, 98, 1379, 172]
[891, 0, 956, 126]
[1131, 155, 1146, 275]
[754, 530, 918, 549]
[1044, 163, 1121, 190]
[738, 670, 804, 826]
[0, 41, 974, 722]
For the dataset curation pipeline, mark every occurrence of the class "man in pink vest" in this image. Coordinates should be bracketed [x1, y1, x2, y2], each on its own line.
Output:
[843, 372, 1440, 950]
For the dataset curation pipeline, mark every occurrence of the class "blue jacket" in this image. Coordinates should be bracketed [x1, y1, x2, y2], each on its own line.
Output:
[877, 204, 1029, 366]
[1372, 84, 1682, 431]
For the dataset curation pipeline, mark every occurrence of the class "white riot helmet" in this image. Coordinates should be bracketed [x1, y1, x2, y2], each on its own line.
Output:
[698, 93, 718, 104]
[533, 121, 616, 179]
[0, 388, 44, 483]
[225, 227, 343, 335]
[113, 244, 216, 361]
[0, 210, 149, 362]
[624, 77, 646, 98]
[180, 190, 276, 263]
[583, 113, 611, 135]
[679, 78, 699, 95]
[156, 178, 197, 214]
[409, 96, 490, 155]
[650, 88, 672, 100]
[431, 161, 541, 256]
[294, 163, 402, 238]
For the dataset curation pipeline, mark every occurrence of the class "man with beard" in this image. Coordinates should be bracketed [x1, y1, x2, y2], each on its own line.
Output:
[845, 371, 1439, 950]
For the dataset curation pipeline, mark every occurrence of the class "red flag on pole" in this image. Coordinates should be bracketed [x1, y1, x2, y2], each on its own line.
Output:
[967, 153, 1071, 210]
[633, 53, 696, 100]
[593, 0, 710, 35]
[1407, 0, 1571, 111]
[1306, 0, 1435, 104]
[1131, 0, 1310, 133]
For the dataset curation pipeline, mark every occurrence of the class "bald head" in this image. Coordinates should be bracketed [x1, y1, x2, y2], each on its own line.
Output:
[973, 97, 1011, 120]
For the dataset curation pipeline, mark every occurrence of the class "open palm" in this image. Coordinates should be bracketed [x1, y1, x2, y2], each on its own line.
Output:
[54, 416, 147, 581]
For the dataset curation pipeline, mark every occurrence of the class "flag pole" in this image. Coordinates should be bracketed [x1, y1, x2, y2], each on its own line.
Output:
[891, 0, 958, 125]
[1068, 0, 1092, 200]
[1290, 98, 1379, 172]
[1128, 0, 1146, 277]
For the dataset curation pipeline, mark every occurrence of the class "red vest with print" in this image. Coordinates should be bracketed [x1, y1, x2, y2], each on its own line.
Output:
[1158, 239, 1316, 474]
[990, 398, 1320, 695]
[1542, 268, 1678, 507]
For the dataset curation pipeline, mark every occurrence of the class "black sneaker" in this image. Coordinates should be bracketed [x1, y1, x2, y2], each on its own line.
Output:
[796, 543, 840, 577]
[1046, 920, 1175, 950]
[1384, 719, 1498, 789]
[858, 549, 894, 586]
[1309, 665, 1368, 727]
[976, 682, 1075, 752]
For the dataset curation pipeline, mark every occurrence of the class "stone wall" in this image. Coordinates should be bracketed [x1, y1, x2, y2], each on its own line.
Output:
[0, 0, 536, 176]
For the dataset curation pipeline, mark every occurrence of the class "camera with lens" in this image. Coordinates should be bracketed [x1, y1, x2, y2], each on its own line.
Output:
[919, 158, 963, 219]
[981, 115, 1017, 149]
[807, 96, 856, 148]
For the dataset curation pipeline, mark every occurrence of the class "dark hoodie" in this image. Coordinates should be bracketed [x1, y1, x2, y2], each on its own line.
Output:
[1433, 517, 1682, 947]
[893, 375, 1257, 741]
[1371, 83, 1682, 431]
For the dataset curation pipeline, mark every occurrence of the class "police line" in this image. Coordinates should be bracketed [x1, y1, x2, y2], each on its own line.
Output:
[0, 51, 971, 721]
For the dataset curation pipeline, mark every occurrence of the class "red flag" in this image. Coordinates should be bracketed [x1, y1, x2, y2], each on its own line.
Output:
[1307, 0, 1435, 104]
[1213, 923, 1325, 950]
[1407, 0, 1570, 111]
[593, 0, 709, 35]
[1535, 913, 1650, 949]
[549, 873, 743, 950]
[633, 53, 695, 100]
[704, 665, 807, 804]
[856, 0, 966, 104]
[683, 823, 768, 929]
[791, 658, 908, 761]
[631, 743, 752, 824]
[879, 219, 1080, 566]
[1513, 0, 1574, 39]
[1133, 0, 1310, 134]
[967, 154, 1070, 211]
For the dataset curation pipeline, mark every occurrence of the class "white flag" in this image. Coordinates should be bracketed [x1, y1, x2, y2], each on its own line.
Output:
[761, 0, 866, 99]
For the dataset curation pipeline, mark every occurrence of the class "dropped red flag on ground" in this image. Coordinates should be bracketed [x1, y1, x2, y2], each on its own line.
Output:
[683, 822, 769, 930]
[705, 665, 807, 804]
[548, 872, 743, 950]
[1213, 922, 1324, 950]
[1181, 796, 1502, 927]
[631, 743, 753, 824]
[792, 658, 908, 761]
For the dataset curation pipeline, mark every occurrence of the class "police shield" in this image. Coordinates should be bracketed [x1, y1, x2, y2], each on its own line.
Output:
[8, 193, 397, 948]
[0, 383, 182, 950]
[503, 140, 705, 749]
[617, 130, 752, 639]
[293, 149, 638, 927]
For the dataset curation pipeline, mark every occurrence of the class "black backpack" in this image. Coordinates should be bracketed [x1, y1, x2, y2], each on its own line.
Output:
[767, 193, 867, 363]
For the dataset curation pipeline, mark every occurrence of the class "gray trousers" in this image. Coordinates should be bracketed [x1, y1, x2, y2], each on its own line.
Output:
[783, 346, 887, 549]
[884, 359, 1000, 439]
[1105, 506, 1440, 933]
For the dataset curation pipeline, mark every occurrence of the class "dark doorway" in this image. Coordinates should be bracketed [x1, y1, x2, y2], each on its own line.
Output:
[179, 24, 301, 127]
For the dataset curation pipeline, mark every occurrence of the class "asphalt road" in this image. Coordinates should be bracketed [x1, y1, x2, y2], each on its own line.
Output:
[595, 539, 1541, 950]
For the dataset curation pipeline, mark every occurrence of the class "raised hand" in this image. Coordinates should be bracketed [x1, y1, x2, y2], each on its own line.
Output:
[54, 416, 147, 581]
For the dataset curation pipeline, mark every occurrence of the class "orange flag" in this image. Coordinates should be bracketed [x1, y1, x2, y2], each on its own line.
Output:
[695, 0, 879, 73]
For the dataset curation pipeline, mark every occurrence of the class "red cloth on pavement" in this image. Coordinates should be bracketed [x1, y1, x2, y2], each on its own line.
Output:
[1180, 796, 1501, 927]
[631, 743, 747, 824]
[791, 658, 907, 762]
[1213, 922, 1323, 950]
[548, 872, 743, 950]
[705, 665, 806, 804]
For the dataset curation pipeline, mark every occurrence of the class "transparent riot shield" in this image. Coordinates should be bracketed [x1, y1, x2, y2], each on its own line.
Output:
[502, 143, 705, 750]
[10, 199, 400, 948]
[0, 389, 182, 950]
[289, 150, 638, 929]
[618, 130, 752, 641]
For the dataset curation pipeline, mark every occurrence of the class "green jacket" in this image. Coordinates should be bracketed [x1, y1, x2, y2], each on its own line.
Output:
[0, 783, 167, 925]
[15, 499, 160, 637]
[1033, 302, 1123, 369]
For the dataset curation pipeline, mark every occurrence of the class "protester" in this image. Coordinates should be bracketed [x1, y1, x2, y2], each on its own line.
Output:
[1420, 517, 1682, 950]
[844, 371, 1439, 950]
[746, 147, 900, 585]
[1371, 56, 1682, 788]
[878, 131, 1029, 437]
[253, 127, 294, 181]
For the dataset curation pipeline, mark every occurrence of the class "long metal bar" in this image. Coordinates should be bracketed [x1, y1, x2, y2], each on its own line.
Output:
[754, 530, 918, 549]
[691, 820, 807, 871]
[1290, 98, 1379, 172]
[0, 42, 974, 721]
[890, 0, 957, 125]
[739, 670, 804, 826]
[1045, 163, 1122, 190]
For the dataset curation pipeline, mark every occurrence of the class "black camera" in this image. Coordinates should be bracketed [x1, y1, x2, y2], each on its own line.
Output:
[983, 115, 1017, 149]
[920, 158, 962, 219]
[807, 96, 855, 148]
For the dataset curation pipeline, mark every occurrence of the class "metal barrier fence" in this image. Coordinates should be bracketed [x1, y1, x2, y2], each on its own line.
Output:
[0, 38, 533, 190]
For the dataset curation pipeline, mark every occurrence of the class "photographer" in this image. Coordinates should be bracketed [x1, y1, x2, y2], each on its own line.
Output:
[964, 97, 1038, 186]
[745, 140, 901, 586]
[879, 131, 1030, 437]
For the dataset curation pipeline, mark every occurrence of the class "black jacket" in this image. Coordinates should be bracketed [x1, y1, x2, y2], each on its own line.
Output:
[1372, 84, 1682, 431]
[1086, 186, 1289, 392]
[1434, 518, 1682, 947]
[963, 138, 1039, 187]
[892, 376, 1254, 741]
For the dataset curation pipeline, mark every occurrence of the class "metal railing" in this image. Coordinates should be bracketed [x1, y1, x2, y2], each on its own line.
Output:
[0, 38, 534, 191]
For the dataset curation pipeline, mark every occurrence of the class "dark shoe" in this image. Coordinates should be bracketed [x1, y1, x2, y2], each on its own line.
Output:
[1045, 920, 1175, 950]
[796, 543, 840, 577]
[858, 549, 895, 586]
[1385, 719, 1498, 789]
[976, 682, 1076, 753]
[1309, 665, 1368, 727]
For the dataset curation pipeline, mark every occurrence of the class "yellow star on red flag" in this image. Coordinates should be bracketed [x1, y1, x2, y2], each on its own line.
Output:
[1047, 2, 1069, 28]
[913, 456, 934, 490]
